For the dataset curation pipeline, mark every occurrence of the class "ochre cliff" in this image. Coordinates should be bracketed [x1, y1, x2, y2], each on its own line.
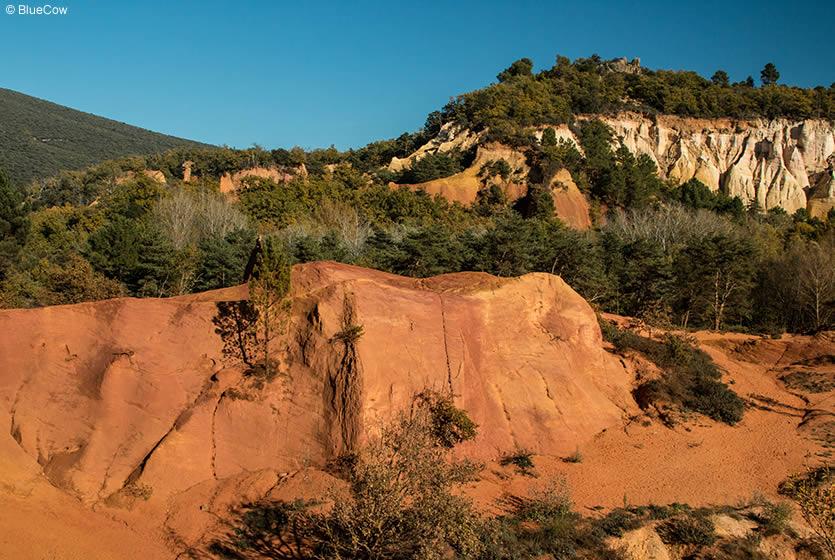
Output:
[395, 115, 835, 218]
[0, 262, 635, 508]
[0, 263, 832, 558]
[575, 113, 835, 215]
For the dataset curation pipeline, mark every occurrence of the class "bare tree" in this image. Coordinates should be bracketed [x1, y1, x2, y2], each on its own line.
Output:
[792, 239, 835, 331]
[314, 199, 372, 259]
[155, 189, 249, 251]
[606, 203, 735, 253]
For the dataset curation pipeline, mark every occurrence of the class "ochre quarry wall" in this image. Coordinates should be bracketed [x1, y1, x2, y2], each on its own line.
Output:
[0, 262, 635, 507]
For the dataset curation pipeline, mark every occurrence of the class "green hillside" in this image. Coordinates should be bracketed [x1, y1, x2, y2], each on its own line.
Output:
[0, 88, 207, 185]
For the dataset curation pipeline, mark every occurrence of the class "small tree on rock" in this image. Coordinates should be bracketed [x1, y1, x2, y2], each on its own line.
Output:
[248, 237, 292, 377]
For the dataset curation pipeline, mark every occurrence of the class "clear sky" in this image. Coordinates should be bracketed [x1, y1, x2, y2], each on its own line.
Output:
[1, 0, 833, 150]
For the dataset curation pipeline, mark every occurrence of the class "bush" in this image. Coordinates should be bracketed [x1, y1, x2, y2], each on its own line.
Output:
[601, 319, 744, 425]
[515, 478, 573, 523]
[399, 149, 475, 184]
[479, 477, 624, 560]
[213, 395, 484, 560]
[595, 508, 644, 537]
[755, 501, 792, 535]
[782, 466, 835, 558]
[657, 514, 716, 546]
[330, 323, 364, 344]
[500, 449, 535, 474]
[416, 390, 478, 448]
[562, 448, 583, 463]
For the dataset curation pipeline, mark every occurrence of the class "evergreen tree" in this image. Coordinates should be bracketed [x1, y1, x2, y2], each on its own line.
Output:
[248, 237, 292, 376]
[195, 229, 257, 291]
[87, 218, 176, 296]
[676, 234, 756, 330]
[711, 70, 729, 87]
[513, 184, 555, 219]
[497, 58, 534, 82]
[761, 63, 780, 86]
[0, 168, 28, 280]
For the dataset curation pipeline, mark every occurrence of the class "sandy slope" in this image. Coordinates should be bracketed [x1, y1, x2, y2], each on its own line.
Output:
[0, 264, 831, 558]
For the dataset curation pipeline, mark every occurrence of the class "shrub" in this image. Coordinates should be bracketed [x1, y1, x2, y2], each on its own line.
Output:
[479, 477, 624, 560]
[330, 323, 364, 344]
[515, 478, 573, 523]
[657, 514, 716, 546]
[399, 148, 475, 184]
[478, 159, 513, 181]
[601, 319, 744, 425]
[563, 448, 583, 463]
[782, 466, 835, 558]
[213, 395, 484, 560]
[595, 508, 643, 537]
[500, 449, 535, 474]
[415, 390, 478, 448]
[755, 501, 792, 535]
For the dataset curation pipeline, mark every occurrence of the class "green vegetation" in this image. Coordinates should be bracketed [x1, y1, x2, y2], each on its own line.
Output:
[442, 56, 835, 144]
[0, 168, 28, 283]
[248, 237, 292, 378]
[656, 514, 716, 546]
[208, 391, 808, 559]
[500, 449, 536, 475]
[0, 88, 206, 185]
[211, 394, 482, 560]
[781, 466, 835, 558]
[416, 390, 479, 449]
[211, 237, 292, 381]
[3, 147, 834, 336]
[1, 55, 833, 337]
[397, 148, 475, 183]
[600, 321, 745, 425]
[210, 398, 629, 560]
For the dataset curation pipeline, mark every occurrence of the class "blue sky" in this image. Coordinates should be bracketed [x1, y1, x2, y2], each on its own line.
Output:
[1, 0, 833, 150]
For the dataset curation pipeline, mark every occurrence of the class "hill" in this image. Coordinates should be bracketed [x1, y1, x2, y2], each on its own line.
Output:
[0, 88, 207, 184]
[1, 55, 833, 337]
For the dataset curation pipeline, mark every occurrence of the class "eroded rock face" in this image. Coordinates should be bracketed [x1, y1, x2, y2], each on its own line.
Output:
[391, 140, 593, 228]
[400, 115, 835, 217]
[388, 123, 483, 173]
[556, 114, 835, 214]
[0, 262, 635, 508]
[218, 164, 307, 193]
[391, 142, 528, 204]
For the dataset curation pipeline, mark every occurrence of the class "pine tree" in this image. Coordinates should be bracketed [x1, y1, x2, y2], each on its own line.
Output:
[761, 63, 780, 86]
[0, 167, 28, 280]
[248, 237, 291, 377]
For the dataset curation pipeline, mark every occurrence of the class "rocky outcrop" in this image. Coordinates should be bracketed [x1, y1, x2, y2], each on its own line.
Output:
[808, 161, 835, 218]
[550, 168, 592, 229]
[391, 140, 592, 228]
[397, 115, 835, 217]
[0, 262, 635, 508]
[391, 142, 527, 204]
[182, 162, 307, 191]
[388, 123, 482, 172]
[2, 265, 833, 557]
[543, 113, 835, 214]
[114, 169, 166, 185]
[219, 164, 307, 193]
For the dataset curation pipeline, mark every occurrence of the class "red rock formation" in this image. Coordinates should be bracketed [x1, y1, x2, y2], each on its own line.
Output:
[1, 263, 831, 558]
